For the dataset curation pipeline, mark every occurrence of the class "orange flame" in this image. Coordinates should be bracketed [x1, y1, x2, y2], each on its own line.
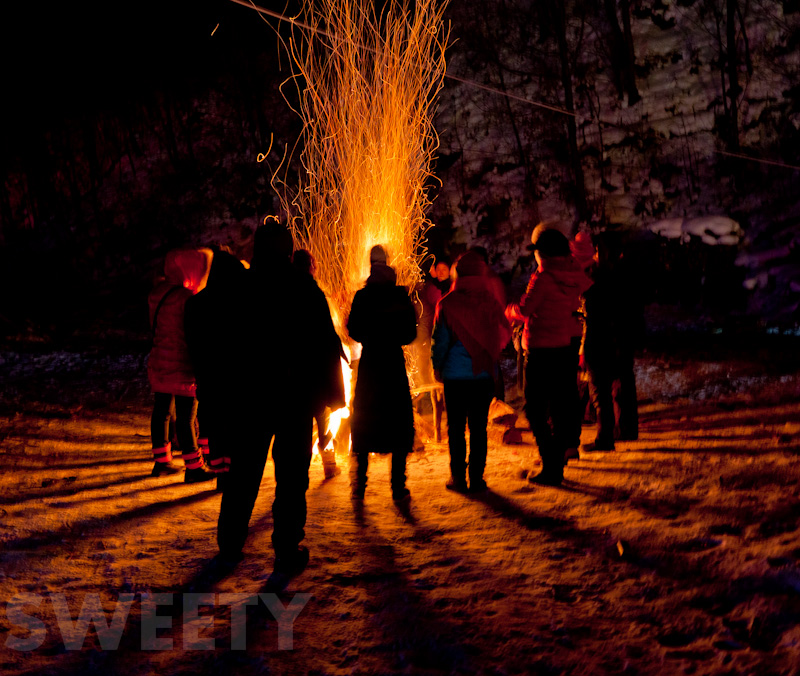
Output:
[270, 0, 450, 338]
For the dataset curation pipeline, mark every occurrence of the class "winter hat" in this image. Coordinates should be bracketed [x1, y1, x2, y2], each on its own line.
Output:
[164, 248, 212, 293]
[369, 245, 388, 266]
[530, 227, 571, 258]
[455, 250, 488, 278]
[571, 230, 596, 270]
[252, 219, 293, 268]
[292, 249, 316, 276]
[367, 244, 396, 285]
[207, 249, 244, 290]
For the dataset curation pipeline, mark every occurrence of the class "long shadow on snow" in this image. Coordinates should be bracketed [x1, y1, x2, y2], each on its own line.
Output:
[557, 481, 696, 520]
[463, 488, 586, 541]
[326, 509, 479, 673]
[638, 400, 800, 425]
[0, 470, 165, 505]
[618, 445, 771, 457]
[3, 487, 218, 551]
[639, 405, 800, 432]
[0, 454, 151, 472]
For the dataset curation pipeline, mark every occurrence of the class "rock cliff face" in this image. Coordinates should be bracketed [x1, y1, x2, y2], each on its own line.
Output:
[431, 0, 800, 322]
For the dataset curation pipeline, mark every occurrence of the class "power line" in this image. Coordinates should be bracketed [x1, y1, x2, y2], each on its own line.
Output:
[226, 0, 798, 173]
[715, 149, 800, 172]
[445, 74, 575, 117]
[226, 0, 577, 117]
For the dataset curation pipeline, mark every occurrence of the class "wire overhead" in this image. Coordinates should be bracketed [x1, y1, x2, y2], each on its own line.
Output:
[227, 0, 797, 173]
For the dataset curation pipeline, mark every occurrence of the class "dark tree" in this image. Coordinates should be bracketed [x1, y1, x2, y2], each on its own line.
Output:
[549, 0, 590, 220]
[602, 0, 641, 104]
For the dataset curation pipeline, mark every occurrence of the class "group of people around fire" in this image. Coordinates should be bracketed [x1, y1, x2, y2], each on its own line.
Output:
[146, 219, 639, 586]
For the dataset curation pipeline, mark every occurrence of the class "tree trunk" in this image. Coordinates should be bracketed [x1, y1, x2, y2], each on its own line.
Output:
[495, 64, 538, 204]
[552, 1, 589, 221]
[726, 0, 740, 152]
[158, 94, 182, 170]
[603, 0, 640, 104]
[619, 0, 641, 104]
[712, 8, 729, 121]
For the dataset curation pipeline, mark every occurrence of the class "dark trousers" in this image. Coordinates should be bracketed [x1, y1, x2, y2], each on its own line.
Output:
[201, 396, 235, 470]
[587, 348, 638, 444]
[217, 408, 313, 558]
[353, 446, 408, 495]
[568, 336, 583, 449]
[151, 392, 198, 454]
[217, 428, 269, 556]
[444, 378, 494, 483]
[271, 414, 313, 556]
[314, 406, 330, 445]
[524, 346, 576, 477]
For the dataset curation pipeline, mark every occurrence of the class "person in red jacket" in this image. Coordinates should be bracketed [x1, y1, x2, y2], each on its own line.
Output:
[147, 248, 215, 483]
[432, 250, 511, 493]
[506, 227, 592, 485]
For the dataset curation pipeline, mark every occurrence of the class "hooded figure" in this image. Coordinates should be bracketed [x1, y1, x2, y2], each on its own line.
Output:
[432, 250, 511, 492]
[506, 227, 592, 486]
[148, 248, 209, 398]
[184, 248, 248, 477]
[147, 248, 216, 482]
[347, 245, 417, 501]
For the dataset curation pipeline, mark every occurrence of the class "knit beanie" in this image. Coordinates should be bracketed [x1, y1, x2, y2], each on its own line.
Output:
[455, 250, 488, 278]
[369, 245, 388, 266]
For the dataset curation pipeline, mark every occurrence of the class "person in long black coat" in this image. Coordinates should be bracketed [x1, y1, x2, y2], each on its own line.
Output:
[347, 245, 418, 501]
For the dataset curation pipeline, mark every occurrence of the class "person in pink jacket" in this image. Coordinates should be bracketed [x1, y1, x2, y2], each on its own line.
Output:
[147, 248, 215, 483]
[506, 227, 592, 485]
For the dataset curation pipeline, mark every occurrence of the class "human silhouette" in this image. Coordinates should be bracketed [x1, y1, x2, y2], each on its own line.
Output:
[147, 248, 215, 483]
[582, 232, 640, 451]
[216, 221, 344, 585]
[432, 249, 511, 492]
[348, 245, 417, 502]
[185, 247, 247, 485]
[292, 248, 345, 479]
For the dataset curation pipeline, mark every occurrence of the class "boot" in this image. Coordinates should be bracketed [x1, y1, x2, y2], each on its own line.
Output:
[207, 455, 231, 474]
[582, 439, 615, 453]
[185, 466, 216, 483]
[182, 448, 216, 483]
[352, 451, 368, 498]
[151, 443, 183, 476]
[446, 475, 469, 493]
[265, 546, 310, 593]
[321, 448, 341, 479]
[468, 476, 488, 493]
[151, 460, 183, 477]
[392, 487, 411, 503]
[528, 458, 564, 486]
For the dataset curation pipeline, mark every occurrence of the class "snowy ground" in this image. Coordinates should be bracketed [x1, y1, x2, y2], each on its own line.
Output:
[1, 337, 800, 676]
